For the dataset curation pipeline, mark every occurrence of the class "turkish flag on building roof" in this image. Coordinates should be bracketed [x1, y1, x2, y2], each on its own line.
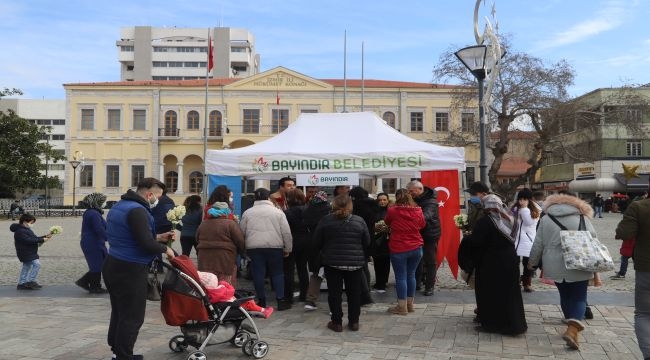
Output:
[421, 170, 461, 279]
[208, 36, 214, 72]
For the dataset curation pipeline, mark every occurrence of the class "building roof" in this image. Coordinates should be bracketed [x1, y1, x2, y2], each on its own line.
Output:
[497, 156, 531, 177]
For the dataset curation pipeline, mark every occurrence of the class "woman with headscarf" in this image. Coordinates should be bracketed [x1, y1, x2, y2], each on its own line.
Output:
[75, 192, 108, 294]
[465, 194, 527, 335]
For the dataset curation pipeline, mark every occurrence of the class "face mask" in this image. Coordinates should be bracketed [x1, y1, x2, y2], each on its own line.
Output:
[229, 196, 233, 203]
[149, 195, 159, 209]
[469, 196, 481, 204]
[25, 222, 34, 228]
[101, 203, 106, 209]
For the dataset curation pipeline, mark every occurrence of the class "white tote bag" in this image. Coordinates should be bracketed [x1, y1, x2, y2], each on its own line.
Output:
[547, 214, 614, 272]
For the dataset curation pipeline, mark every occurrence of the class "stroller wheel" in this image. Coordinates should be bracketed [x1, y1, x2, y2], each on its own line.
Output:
[251, 340, 269, 359]
[186, 350, 207, 360]
[169, 335, 187, 353]
[242, 338, 255, 356]
[231, 330, 251, 347]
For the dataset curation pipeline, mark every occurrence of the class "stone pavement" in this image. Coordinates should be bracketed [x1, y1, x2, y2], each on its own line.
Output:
[0, 212, 643, 359]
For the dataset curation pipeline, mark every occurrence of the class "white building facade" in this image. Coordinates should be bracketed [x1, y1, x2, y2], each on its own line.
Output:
[117, 26, 260, 81]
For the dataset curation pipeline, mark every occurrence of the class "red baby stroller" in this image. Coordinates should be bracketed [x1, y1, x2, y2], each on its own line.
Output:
[160, 255, 269, 359]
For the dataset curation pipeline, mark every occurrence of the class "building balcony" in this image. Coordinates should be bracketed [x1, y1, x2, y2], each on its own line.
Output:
[159, 127, 180, 138]
[207, 127, 223, 138]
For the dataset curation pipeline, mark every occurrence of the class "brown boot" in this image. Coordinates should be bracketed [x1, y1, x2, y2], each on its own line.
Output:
[387, 299, 407, 315]
[406, 297, 415, 313]
[562, 319, 585, 350]
[522, 276, 534, 292]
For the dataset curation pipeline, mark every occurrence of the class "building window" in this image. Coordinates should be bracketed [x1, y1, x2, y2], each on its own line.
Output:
[133, 109, 146, 130]
[189, 171, 203, 193]
[80, 165, 93, 187]
[435, 112, 449, 132]
[37, 119, 52, 125]
[209, 110, 222, 136]
[107, 109, 121, 130]
[300, 108, 318, 114]
[243, 109, 260, 134]
[106, 165, 120, 187]
[465, 167, 476, 186]
[131, 165, 145, 187]
[382, 111, 396, 128]
[81, 109, 94, 130]
[53, 119, 65, 125]
[272, 109, 289, 134]
[164, 110, 177, 136]
[121, 45, 134, 52]
[51, 134, 65, 140]
[165, 171, 178, 193]
[627, 141, 642, 157]
[627, 109, 642, 122]
[410, 112, 423, 132]
[187, 110, 200, 130]
[382, 178, 397, 194]
[461, 113, 475, 132]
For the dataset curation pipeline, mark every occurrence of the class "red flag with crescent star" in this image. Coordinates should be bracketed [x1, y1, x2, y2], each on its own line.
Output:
[420, 170, 461, 279]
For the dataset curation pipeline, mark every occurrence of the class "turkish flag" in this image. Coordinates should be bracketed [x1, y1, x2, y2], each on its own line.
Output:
[421, 170, 461, 279]
[208, 36, 214, 72]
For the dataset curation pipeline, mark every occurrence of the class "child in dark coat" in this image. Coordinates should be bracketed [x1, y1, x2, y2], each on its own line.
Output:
[11, 214, 52, 290]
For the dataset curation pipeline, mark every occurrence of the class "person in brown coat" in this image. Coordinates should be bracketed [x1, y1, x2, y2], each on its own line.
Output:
[196, 201, 245, 286]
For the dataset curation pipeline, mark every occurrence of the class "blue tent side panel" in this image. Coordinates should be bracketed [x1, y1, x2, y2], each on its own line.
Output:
[208, 175, 242, 216]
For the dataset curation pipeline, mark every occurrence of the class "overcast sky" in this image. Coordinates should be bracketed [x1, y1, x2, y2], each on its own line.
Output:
[1, 0, 648, 99]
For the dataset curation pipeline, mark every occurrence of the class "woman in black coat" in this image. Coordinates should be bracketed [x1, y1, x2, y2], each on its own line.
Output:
[313, 194, 370, 332]
[302, 191, 331, 310]
[283, 189, 310, 302]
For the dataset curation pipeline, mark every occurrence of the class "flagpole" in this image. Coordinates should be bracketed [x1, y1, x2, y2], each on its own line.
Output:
[361, 40, 364, 112]
[343, 30, 347, 113]
[202, 28, 212, 204]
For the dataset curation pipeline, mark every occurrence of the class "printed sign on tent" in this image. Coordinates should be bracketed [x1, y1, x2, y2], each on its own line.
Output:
[296, 173, 359, 186]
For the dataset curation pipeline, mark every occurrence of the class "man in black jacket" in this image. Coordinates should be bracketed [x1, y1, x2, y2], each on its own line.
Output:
[407, 180, 441, 296]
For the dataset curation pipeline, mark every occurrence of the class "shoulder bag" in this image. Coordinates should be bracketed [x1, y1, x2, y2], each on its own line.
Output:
[546, 214, 614, 272]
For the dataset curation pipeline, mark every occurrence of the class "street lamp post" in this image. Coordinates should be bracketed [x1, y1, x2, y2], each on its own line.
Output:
[454, 45, 505, 183]
[69, 160, 81, 216]
[44, 132, 49, 217]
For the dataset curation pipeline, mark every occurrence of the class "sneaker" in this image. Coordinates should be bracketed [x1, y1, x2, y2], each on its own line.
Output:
[610, 272, 625, 280]
[26, 281, 42, 289]
[261, 306, 274, 319]
[304, 302, 317, 311]
[17, 283, 30, 290]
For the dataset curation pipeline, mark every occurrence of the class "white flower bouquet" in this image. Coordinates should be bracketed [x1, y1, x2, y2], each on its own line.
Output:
[374, 219, 389, 234]
[166, 205, 186, 227]
[453, 214, 468, 229]
[49, 225, 63, 235]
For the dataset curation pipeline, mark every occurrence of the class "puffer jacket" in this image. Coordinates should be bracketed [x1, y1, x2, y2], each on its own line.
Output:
[513, 207, 539, 257]
[11, 223, 46, 262]
[284, 205, 309, 251]
[240, 200, 292, 252]
[414, 186, 441, 243]
[616, 197, 650, 272]
[528, 194, 595, 283]
[313, 213, 370, 268]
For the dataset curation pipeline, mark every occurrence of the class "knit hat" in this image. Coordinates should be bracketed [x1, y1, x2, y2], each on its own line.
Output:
[310, 191, 329, 205]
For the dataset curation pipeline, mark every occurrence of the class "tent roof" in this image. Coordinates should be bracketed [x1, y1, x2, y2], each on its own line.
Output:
[206, 112, 465, 179]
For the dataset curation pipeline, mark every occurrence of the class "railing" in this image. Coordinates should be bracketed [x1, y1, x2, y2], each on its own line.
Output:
[225, 124, 288, 136]
[158, 127, 180, 137]
[207, 127, 223, 137]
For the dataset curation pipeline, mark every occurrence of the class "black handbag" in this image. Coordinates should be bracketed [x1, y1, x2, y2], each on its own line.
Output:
[147, 263, 162, 301]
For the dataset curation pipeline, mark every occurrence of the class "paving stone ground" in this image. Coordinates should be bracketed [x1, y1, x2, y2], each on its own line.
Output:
[0, 211, 643, 359]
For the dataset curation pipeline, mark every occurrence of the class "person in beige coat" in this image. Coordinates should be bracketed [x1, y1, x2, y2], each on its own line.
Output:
[196, 201, 245, 286]
[528, 193, 596, 350]
[240, 188, 293, 310]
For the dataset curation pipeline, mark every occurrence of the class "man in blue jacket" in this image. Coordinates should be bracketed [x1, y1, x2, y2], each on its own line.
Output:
[103, 177, 175, 360]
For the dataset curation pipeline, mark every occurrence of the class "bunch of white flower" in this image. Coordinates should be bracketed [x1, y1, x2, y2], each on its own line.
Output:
[453, 214, 468, 229]
[49, 225, 63, 235]
[166, 205, 186, 225]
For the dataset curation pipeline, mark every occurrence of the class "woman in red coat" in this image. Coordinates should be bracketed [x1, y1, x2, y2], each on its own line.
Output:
[384, 189, 425, 315]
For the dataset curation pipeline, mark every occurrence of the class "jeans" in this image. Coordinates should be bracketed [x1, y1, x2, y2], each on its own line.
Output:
[635, 271, 650, 358]
[595, 206, 603, 218]
[248, 248, 285, 302]
[390, 248, 423, 299]
[619, 256, 630, 276]
[555, 280, 588, 320]
[103, 255, 148, 360]
[324, 266, 362, 325]
[18, 259, 41, 284]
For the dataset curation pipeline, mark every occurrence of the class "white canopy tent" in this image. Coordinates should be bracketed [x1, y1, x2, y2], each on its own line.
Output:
[206, 112, 465, 179]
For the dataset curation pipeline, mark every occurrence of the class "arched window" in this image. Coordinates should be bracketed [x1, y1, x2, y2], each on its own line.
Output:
[164, 110, 178, 136]
[189, 171, 203, 193]
[209, 110, 222, 136]
[382, 111, 396, 128]
[165, 171, 178, 193]
[187, 110, 200, 130]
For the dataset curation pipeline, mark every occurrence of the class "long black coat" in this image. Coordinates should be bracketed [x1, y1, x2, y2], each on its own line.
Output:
[467, 216, 527, 335]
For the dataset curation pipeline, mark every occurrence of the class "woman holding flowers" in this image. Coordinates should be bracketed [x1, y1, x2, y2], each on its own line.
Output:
[76, 192, 108, 293]
[384, 189, 425, 315]
[196, 200, 246, 285]
[178, 195, 202, 256]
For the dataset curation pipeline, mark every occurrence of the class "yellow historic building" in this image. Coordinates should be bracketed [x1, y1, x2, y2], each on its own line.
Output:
[63, 66, 477, 204]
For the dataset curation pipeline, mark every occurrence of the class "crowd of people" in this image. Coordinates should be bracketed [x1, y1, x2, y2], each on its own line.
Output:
[10, 175, 650, 360]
